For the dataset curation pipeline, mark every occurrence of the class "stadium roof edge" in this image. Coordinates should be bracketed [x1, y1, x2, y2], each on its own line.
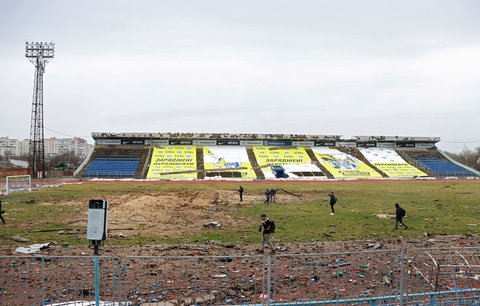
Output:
[91, 132, 342, 141]
[353, 135, 440, 142]
[91, 132, 440, 143]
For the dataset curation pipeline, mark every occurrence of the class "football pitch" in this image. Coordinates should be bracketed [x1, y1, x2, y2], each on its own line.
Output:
[1, 179, 479, 246]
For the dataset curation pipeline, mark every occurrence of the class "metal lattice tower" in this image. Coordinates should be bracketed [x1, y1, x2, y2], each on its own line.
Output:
[25, 41, 55, 178]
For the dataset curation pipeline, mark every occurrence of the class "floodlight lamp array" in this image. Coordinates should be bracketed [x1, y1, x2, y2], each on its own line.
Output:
[25, 41, 55, 58]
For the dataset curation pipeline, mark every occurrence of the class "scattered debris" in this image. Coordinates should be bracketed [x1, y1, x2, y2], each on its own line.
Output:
[109, 227, 135, 231]
[6, 235, 30, 242]
[382, 275, 392, 285]
[46, 301, 132, 306]
[332, 259, 351, 267]
[59, 230, 85, 235]
[203, 221, 221, 229]
[15, 243, 50, 254]
[366, 242, 382, 250]
[334, 270, 345, 277]
[205, 239, 221, 246]
[216, 257, 233, 263]
[28, 228, 74, 233]
[194, 293, 216, 304]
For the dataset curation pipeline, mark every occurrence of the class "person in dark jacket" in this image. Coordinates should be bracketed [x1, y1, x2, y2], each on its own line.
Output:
[328, 192, 337, 215]
[238, 186, 244, 202]
[0, 200, 5, 224]
[258, 214, 275, 253]
[270, 189, 276, 203]
[395, 203, 408, 229]
[264, 189, 271, 204]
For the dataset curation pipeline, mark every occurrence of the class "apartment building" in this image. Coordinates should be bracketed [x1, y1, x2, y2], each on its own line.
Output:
[0, 137, 19, 156]
[0, 137, 92, 157]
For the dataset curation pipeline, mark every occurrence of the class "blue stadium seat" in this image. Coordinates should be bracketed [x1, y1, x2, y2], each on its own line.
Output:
[415, 158, 473, 177]
[83, 158, 141, 177]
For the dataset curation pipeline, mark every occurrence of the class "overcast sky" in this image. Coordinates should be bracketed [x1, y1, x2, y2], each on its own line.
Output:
[1, 0, 479, 152]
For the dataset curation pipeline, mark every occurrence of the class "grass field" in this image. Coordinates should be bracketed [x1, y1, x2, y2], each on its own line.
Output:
[0, 179, 479, 246]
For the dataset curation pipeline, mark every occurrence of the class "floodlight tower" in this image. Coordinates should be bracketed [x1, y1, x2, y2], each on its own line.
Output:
[25, 41, 55, 178]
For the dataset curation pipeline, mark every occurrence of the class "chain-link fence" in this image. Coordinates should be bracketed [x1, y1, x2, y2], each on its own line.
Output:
[1, 248, 479, 305]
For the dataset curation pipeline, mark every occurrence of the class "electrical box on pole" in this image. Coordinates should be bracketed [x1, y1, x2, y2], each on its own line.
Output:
[87, 199, 108, 241]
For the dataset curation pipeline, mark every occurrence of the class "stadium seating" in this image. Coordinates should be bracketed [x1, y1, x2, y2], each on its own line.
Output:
[415, 158, 474, 177]
[80, 143, 476, 180]
[398, 148, 476, 177]
[83, 158, 141, 177]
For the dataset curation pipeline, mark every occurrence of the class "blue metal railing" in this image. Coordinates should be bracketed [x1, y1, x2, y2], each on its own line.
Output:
[1, 248, 479, 305]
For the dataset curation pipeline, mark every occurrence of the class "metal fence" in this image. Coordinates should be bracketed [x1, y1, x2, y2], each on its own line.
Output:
[1, 248, 479, 305]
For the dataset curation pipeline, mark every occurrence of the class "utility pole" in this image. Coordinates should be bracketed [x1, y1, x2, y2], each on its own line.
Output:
[25, 42, 55, 178]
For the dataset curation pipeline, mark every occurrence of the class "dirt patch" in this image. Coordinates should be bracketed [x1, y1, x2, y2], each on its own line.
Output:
[62, 190, 305, 238]
[375, 213, 396, 219]
[107, 190, 243, 237]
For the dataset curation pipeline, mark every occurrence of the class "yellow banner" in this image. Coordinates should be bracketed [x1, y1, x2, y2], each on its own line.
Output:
[312, 149, 382, 178]
[252, 146, 311, 166]
[372, 163, 427, 178]
[203, 147, 256, 179]
[147, 146, 197, 179]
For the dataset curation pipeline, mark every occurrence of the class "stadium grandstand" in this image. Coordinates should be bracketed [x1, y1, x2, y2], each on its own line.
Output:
[75, 133, 479, 180]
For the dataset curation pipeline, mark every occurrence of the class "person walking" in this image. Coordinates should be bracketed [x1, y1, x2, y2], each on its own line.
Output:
[258, 214, 275, 254]
[328, 192, 337, 215]
[270, 189, 276, 203]
[238, 186, 244, 202]
[395, 203, 408, 229]
[264, 189, 271, 204]
[0, 200, 5, 224]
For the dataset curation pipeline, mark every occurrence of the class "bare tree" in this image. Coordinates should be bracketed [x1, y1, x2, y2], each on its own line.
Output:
[446, 145, 480, 170]
[47, 151, 83, 170]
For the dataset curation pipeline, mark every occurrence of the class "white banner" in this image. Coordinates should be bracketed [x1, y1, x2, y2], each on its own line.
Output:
[240, 140, 264, 146]
[193, 140, 217, 146]
[336, 142, 356, 148]
[292, 141, 315, 146]
[377, 142, 396, 148]
[96, 139, 121, 145]
[151, 140, 169, 146]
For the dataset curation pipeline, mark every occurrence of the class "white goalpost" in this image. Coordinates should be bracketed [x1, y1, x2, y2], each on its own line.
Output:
[5, 175, 32, 195]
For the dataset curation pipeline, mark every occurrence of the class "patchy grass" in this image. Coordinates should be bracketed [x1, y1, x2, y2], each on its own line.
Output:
[1, 180, 479, 246]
